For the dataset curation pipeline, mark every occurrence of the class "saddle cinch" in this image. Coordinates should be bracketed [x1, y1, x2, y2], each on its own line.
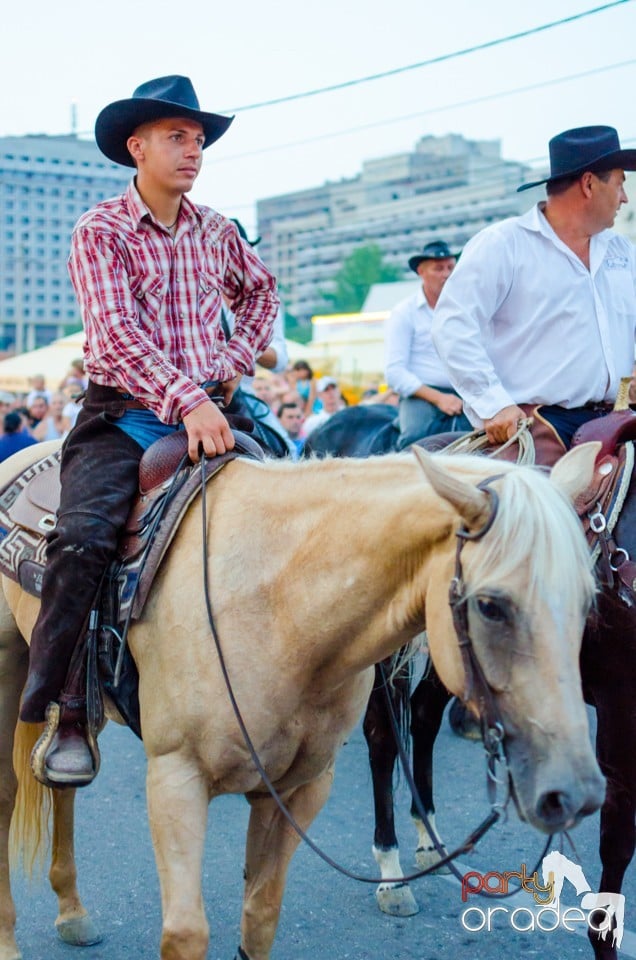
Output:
[0, 428, 265, 738]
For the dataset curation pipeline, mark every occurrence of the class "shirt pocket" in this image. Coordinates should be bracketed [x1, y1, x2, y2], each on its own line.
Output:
[197, 273, 222, 325]
[129, 274, 166, 325]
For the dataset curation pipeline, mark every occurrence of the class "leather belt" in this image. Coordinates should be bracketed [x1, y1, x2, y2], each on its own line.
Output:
[85, 380, 222, 411]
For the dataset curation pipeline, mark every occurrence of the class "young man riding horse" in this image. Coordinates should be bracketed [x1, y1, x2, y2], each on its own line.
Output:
[432, 125, 636, 463]
[18, 76, 279, 786]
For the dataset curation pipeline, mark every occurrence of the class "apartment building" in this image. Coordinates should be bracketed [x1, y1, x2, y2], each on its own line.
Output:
[0, 134, 130, 353]
[257, 133, 544, 325]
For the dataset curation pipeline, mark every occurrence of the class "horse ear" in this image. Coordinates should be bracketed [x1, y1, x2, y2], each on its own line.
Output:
[412, 445, 490, 528]
[549, 441, 601, 502]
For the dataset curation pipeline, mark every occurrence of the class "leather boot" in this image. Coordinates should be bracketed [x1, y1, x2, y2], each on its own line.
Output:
[20, 412, 143, 726]
[19, 520, 115, 724]
[20, 407, 143, 785]
[31, 631, 99, 788]
[20, 518, 111, 787]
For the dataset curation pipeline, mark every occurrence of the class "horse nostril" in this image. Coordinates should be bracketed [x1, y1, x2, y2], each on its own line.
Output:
[537, 790, 573, 826]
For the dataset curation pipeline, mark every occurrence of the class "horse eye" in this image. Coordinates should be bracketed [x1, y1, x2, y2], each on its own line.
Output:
[476, 596, 508, 623]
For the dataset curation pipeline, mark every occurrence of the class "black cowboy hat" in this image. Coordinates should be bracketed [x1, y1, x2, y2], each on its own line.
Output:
[95, 75, 234, 168]
[517, 125, 636, 192]
[408, 240, 460, 273]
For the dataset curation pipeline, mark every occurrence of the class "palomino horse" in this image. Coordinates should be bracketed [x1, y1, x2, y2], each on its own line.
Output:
[0, 441, 605, 960]
[310, 407, 636, 960]
[405, 463, 636, 960]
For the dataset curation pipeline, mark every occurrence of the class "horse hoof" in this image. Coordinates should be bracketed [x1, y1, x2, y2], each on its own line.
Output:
[56, 914, 103, 946]
[376, 882, 419, 916]
[415, 845, 451, 874]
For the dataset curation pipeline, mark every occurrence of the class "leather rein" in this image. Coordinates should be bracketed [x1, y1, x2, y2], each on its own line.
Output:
[199, 459, 544, 886]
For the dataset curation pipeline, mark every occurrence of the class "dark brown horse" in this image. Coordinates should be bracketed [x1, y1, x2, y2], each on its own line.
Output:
[308, 403, 636, 958]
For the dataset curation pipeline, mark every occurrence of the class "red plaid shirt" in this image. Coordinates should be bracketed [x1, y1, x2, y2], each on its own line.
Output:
[68, 181, 279, 423]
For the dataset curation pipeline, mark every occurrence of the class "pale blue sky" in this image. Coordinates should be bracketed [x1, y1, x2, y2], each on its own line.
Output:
[3, 0, 635, 232]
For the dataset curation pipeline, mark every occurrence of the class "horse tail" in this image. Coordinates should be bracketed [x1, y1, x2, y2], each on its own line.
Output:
[10, 721, 51, 876]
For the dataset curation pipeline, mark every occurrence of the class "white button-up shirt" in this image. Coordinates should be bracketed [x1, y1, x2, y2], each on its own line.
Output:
[432, 203, 636, 426]
[384, 287, 453, 397]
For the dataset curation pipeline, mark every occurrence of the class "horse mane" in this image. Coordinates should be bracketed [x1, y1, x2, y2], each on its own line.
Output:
[444, 455, 596, 611]
[240, 452, 595, 617]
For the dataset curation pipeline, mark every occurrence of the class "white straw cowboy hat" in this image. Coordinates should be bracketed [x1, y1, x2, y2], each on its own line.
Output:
[95, 75, 234, 168]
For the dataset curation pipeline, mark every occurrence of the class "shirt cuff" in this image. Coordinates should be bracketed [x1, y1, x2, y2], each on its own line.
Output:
[465, 384, 515, 421]
[163, 382, 210, 422]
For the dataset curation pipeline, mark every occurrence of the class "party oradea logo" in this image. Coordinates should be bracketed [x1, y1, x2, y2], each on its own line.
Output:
[460, 850, 625, 948]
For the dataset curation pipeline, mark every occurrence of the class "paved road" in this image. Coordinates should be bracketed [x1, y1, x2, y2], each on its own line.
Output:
[10, 701, 636, 960]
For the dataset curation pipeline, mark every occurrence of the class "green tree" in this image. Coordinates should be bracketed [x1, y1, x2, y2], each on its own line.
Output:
[321, 244, 401, 313]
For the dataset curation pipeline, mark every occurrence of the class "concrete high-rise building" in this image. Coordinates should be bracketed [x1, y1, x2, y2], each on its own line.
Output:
[257, 133, 545, 325]
[0, 134, 130, 354]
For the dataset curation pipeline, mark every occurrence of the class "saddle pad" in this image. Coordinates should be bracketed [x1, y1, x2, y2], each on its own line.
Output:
[0, 451, 61, 586]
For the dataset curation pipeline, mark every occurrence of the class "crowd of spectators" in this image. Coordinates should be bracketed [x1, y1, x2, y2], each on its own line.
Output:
[0, 359, 87, 463]
[0, 356, 398, 463]
[244, 360, 398, 457]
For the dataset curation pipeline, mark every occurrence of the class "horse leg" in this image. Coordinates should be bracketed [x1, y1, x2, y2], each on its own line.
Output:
[147, 753, 210, 960]
[587, 698, 636, 960]
[48, 789, 101, 946]
[0, 613, 26, 960]
[362, 664, 418, 917]
[410, 665, 452, 872]
[239, 768, 334, 960]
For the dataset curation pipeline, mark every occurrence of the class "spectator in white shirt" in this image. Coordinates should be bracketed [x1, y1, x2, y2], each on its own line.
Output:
[302, 377, 344, 437]
[385, 240, 470, 450]
[433, 125, 636, 461]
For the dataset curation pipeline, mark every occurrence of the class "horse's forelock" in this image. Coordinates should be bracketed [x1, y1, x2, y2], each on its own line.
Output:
[458, 462, 595, 612]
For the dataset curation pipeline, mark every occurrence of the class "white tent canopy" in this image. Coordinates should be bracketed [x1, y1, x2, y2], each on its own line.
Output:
[0, 332, 86, 395]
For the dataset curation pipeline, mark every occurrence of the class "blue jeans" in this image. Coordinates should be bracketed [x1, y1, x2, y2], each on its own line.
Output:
[114, 409, 183, 450]
[397, 391, 471, 450]
[538, 404, 610, 448]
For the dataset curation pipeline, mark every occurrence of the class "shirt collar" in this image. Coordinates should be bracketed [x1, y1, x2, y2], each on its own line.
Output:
[520, 201, 612, 260]
[415, 285, 433, 311]
[124, 179, 202, 232]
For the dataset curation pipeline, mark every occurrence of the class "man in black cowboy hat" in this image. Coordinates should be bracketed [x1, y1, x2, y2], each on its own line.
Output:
[19, 76, 279, 785]
[385, 239, 470, 448]
[433, 125, 636, 457]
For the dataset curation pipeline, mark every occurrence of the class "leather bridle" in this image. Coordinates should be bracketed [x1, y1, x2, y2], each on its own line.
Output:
[448, 475, 508, 807]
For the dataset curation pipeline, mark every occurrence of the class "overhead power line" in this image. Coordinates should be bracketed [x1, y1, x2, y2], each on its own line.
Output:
[209, 58, 636, 166]
[219, 0, 633, 113]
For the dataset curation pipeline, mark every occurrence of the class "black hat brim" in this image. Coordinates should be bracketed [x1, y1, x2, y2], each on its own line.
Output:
[409, 252, 460, 272]
[95, 98, 234, 167]
[517, 147, 636, 193]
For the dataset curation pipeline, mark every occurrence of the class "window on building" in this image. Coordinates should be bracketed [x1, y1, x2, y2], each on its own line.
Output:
[35, 324, 56, 347]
